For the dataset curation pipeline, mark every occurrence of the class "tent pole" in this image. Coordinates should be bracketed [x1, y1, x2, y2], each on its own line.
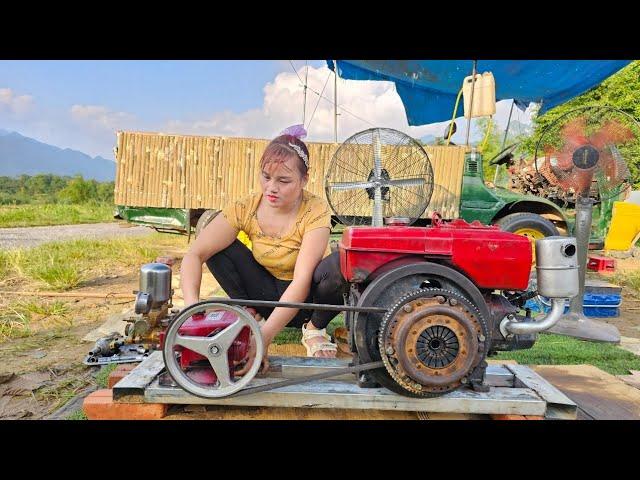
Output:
[334, 61, 338, 143]
[501, 99, 515, 150]
[303, 61, 309, 124]
[465, 60, 477, 146]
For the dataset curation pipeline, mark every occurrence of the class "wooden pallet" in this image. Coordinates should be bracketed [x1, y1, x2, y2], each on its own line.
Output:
[82, 351, 577, 420]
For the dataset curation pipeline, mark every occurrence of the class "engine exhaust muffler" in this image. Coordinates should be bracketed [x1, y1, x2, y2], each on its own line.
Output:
[501, 236, 579, 335]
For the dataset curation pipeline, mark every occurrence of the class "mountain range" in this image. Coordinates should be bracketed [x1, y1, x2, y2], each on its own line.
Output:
[0, 129, 115, 181]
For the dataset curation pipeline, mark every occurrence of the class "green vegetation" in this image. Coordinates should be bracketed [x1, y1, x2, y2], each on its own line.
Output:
[0, 203, 114, 228]
[494, 333, 640, 375]
[62, 365, 118, 420]
[36, 374, 92, 414]
[95, 363, 120, 389]
[0, 233, 171, 291]
[0, 174, 115, 227]
[0, 300, 72, 341]
[0, 329, 73, 353]
[612, 270, 640, 293]
[66, 409, 88, 420]
[0, 174, 114, 205]
[471, 61, 640, 188]
[476, 117, 529, 181]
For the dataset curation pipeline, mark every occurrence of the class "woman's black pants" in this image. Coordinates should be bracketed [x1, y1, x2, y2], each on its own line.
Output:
[205, 240, 347, 329]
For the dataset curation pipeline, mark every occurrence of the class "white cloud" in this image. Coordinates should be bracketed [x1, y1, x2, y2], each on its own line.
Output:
[70, 104, 136, 131]
[162, 65, 537, 146]
[162, 65, 456, 143]
[0, 88, 35, 116]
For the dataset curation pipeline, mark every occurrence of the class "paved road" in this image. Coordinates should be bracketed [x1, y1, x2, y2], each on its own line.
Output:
[0, 223, 156, 249]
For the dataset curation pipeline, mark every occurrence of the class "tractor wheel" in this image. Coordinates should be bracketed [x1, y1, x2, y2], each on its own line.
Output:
[496, 212, 559, 238]
[496, 213, 559, 262]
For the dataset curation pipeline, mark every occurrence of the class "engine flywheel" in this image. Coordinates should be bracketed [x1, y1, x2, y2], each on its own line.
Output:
[378, 288, 488, 397]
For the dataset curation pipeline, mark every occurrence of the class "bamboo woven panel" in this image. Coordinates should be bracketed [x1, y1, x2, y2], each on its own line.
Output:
[114, 131, 466, 218]
[424, 145, 467, 219]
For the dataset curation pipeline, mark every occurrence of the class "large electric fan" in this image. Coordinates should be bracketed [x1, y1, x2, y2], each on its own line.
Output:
[533, 105, 639, 343]
[325, 128, 434, 227]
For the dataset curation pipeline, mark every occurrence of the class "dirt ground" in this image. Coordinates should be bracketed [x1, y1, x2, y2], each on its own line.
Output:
[1, 241, 638, 419]
[590, 255, 640, 338]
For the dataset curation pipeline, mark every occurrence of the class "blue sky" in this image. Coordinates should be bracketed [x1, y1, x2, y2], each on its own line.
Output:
[0, 60, 531, 160]
[1, 60, 324, 118]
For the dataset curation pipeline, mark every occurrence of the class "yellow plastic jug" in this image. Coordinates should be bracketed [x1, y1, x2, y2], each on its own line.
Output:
[604, 201, 640, 251]
[463, 72, 496, 118]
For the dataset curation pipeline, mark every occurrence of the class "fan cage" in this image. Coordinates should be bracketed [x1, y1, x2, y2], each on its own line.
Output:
[533, 106, 638, 203]
[324, 128, 434, 227]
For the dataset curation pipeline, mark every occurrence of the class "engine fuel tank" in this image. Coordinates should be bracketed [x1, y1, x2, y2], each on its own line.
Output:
[339, 219, 532, 291]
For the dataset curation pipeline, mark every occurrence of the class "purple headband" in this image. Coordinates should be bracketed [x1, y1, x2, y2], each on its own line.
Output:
[280, 124, 309, 168]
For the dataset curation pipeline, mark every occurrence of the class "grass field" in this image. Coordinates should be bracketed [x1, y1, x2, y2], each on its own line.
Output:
[0, 232, 184, 340]
[494, 332, 640, 375]
[612, 269, 640, 292]
[0, 203, 114, 228]
[0, 232, 180, 291]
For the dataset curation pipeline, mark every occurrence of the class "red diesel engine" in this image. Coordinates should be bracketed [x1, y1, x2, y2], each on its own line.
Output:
[340, 219, 537, 397]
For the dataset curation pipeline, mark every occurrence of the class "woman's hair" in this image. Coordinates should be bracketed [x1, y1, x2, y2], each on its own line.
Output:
[260, 134, 309, 176]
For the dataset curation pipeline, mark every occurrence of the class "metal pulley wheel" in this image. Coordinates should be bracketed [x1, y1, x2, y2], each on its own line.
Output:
[378, 288, 488, 397]
[162, 301, 264, 398]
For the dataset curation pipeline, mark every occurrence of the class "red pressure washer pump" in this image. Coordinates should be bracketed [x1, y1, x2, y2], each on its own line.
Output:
[159, 311, 250, 385]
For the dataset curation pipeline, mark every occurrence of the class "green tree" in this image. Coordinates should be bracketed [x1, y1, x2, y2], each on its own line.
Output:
[57, 176, 98, 204]
[476, 117, 528, 182]
[476, 117, 501, 180]
[96, 181, 114, 203]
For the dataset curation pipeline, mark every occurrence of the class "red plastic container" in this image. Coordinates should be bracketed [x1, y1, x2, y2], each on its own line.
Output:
[587, 255, 616, 273]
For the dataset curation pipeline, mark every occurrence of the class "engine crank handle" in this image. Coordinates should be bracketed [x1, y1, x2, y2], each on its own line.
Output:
[201, 297, 388, 314]
[230, 361, 385, 397]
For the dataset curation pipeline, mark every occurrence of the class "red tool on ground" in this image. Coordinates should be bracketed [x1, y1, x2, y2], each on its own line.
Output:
[587, 255, 616, 273]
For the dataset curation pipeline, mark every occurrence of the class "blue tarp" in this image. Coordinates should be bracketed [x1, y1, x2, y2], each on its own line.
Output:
[326, 60, 631, 126]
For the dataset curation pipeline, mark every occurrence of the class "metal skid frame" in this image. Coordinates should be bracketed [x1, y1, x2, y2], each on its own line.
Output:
[113, 351, 577, 418]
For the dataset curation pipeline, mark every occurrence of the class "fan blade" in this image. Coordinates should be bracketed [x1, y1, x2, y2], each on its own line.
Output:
[560, 117, 589, 151]
[382, 177, 426, 188]
[329, 181, 375, 191]
[599, 147, 630, 184]
[561, 168, 593, 195]
[372, 186, 383, 227]
[589, 120, 634, 150]
[372, 129, 382, 178]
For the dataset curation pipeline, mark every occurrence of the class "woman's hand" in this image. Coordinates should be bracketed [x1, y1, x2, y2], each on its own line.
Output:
[235, 333, 270, 376]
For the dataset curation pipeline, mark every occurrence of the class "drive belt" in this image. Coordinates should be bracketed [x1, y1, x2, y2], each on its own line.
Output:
[230, 360, 385, 397]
